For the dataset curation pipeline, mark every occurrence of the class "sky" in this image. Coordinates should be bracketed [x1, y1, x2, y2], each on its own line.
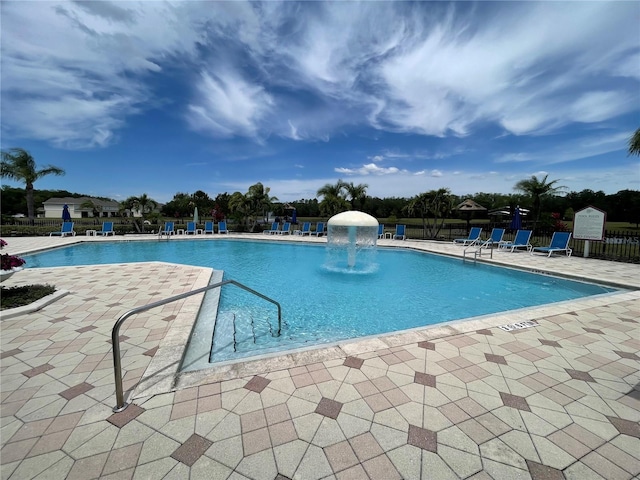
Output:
[1, 1, 639, 204]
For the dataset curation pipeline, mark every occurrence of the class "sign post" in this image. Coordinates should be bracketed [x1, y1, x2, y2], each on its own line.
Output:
[572, 206, 606, 258]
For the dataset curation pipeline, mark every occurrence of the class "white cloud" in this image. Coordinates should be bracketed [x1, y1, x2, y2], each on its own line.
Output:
[187, 69, 273, 139]
[495, 131, 632, 165]
[1, 1, 638, 153]
[1, 1, 204, 148]
[335, 163, 402, 175]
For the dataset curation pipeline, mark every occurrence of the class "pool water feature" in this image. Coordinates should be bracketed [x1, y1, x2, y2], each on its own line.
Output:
[25, 240, 619, 370]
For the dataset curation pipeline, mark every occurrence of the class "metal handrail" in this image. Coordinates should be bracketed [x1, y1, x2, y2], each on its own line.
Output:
[111, 279, 281, 412]
[462, 239, 494, 263]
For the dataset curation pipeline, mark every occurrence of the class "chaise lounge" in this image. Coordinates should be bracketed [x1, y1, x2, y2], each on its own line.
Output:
[532, 232, 572, 257]
[393, 225, 406, 240]
[96, 222, 115, 236]
[453, 227, 482, 246]
[50, 222, 75, 237]
[498, 230, 533, 253]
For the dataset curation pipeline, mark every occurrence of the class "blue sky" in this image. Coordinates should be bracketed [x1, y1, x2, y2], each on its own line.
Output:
[1, 1, 639, 204]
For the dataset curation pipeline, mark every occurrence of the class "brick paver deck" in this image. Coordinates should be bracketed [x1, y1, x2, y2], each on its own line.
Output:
[1, 234, 638, 479]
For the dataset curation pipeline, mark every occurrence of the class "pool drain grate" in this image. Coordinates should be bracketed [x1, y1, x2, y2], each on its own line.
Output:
[499, 321, 539, 332]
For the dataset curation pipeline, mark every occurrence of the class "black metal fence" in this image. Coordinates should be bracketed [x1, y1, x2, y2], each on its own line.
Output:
[403, 223, 640, 263]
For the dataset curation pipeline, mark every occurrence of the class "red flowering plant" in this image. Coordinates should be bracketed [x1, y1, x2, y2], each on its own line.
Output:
[550, 213, 569, 232]
[0, 239, 26, 272]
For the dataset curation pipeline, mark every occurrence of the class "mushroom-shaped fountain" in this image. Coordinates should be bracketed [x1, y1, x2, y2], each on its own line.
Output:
[325, 211, 379, 273]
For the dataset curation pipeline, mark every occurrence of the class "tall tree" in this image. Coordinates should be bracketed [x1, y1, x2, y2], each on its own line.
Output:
[80, 199, 103, 220]
[120, 194, 158, 232]
[228, 191, 252, 228]
[1, 148, 65, 225]
[247, 182, 278, 224]
[405, 188, 454, 239]
[628, 128, 640, 156]
[344, 182, 369, 211]
[317, 179, 350, 216]
[514, 174, 566, 230]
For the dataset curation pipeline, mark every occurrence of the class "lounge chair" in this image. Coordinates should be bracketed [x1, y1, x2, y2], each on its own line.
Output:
[483, 228, 505, 247]
[296, 222, 311, 236]
[203, 221, 214, 234]
[50, 222, 75, 237]
[393, 225, 406, 240]
[453, 227, 482, 246]
[313, 222, 325, 237]
[278, 222, 292, 235]
[159, 221, 175, 236]
[532, 232, 572, 257]
[498, 230, 533, 253]
[264, 222, 279, 235]
[378, 224, 385, 239]
[218, 221, 228, 234]
[96, 222, 115, 236]
[185, 221, 197, 235]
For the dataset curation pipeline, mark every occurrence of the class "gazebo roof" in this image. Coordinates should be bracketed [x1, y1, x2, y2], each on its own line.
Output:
[456, 199, 487, 211]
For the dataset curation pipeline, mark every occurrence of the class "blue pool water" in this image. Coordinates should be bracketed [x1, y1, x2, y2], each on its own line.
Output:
[25, 240, 616, 367]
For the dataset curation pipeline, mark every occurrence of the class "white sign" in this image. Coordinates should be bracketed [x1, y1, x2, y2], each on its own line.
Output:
[573, 206, 606, 241]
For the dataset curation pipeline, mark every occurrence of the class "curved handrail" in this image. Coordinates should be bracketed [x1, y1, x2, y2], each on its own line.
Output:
[111, 279, 281, 412]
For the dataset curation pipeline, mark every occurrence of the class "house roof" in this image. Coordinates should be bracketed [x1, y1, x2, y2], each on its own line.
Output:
[43, 197, 120, 208]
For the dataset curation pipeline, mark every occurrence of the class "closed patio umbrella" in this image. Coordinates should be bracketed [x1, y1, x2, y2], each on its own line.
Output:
[291, 208, 297, 225]
[62, 204, 71, 222]
[193, 207, 199, 225]
[510, 207, 522, 231]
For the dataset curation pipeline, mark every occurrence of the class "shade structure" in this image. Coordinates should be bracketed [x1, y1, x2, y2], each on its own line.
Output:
[193, 207, 199, 224]
[510, 207, 522, 231]
[291, 209, 297, 224]
[62, 204, 71, 222]
[457, 199, 486, 231]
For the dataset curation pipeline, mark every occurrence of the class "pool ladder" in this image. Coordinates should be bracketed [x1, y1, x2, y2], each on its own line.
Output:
[111, 279, 281, 412]
[463, 239, 494, 263]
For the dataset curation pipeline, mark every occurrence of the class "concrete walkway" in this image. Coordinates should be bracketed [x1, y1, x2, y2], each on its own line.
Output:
[1, 234, 638, 479]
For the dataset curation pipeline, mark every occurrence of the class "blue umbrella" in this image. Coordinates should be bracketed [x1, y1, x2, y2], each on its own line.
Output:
[510, 207, 522, 231]
[62, 204, 71, 222]
[291, 209, 297, 224]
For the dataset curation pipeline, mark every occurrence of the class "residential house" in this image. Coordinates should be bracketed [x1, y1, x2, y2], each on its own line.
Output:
[42, 197, 121, 219]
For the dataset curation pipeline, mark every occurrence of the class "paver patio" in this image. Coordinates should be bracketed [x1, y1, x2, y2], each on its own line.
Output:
[1, 234, 638, 479]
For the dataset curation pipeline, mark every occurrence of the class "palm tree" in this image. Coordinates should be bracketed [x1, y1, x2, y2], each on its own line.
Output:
[80, 199, 103, 222]
[514, 174, 566, 230]
[246, 182, 278, 224]
[1, 148, 65, 225]
[316, 180, 350, 216]
[405, 188, 454, 239]
[344, 182, 368, 210]
[629, 128, 640, 156]
[228, 191, 253, 228]
[121, 194, 157, 232]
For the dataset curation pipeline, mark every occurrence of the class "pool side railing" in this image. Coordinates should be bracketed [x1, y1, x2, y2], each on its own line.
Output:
[111, 279, 282, 412]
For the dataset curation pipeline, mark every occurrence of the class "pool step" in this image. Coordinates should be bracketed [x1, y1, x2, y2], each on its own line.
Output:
[233, 309, 276, 353]
[210, 305, 281, 359]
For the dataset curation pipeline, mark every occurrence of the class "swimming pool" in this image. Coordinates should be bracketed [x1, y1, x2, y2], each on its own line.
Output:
[25, 239, 618, 369]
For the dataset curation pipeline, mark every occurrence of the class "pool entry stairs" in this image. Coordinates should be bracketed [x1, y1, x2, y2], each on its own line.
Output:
[212, 309, 277, 356]
[111, 278, 281, 411]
